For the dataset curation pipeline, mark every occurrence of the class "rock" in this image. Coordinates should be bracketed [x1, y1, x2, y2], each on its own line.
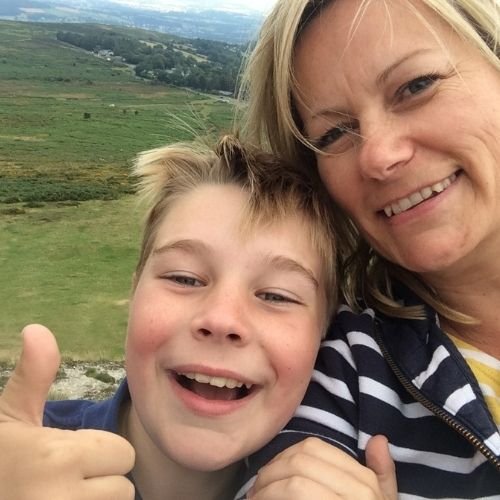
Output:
[0, 361, 125, 401]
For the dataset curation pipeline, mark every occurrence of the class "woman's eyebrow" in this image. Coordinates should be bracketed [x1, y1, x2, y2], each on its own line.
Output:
[376, 48, 435, 85]
[310, 107, 352, 123]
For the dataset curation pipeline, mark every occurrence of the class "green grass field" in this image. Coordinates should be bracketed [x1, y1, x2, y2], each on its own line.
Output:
[0, 20, 235, 360]
[0, 197, 139, 361]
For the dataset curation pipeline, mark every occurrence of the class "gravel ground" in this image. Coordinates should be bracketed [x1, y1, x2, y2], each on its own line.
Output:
[0, 361, 126, 401]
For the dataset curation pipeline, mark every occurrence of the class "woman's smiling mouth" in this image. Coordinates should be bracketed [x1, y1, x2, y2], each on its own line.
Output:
[382, 171, 460, 218]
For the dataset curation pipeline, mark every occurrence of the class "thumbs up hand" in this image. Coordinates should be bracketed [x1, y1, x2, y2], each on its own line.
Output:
[0, 324, 136, 500]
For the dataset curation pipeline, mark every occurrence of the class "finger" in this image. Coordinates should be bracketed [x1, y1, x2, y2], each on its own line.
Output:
[365, 435, 397, 500]
[0, 324, 60, 425]
[254, 438, 391, 499]
[254, 449, 377, 498]
[269, 437, 361, 475]
[81, 475, 136, 500]
[250, 476, 341, 500]
[75, 429, 136, 478]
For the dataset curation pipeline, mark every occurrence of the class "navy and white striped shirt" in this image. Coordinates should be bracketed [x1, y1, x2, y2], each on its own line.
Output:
[237, 291, 500, 499]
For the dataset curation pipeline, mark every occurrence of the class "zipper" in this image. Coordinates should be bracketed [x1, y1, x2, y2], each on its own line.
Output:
[373, 322, 500, 471]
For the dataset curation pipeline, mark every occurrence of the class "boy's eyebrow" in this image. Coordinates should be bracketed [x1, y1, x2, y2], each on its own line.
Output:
[152, 241, 319, 288]
[152, 239, 210, 256]
[268, 255, 319, 290]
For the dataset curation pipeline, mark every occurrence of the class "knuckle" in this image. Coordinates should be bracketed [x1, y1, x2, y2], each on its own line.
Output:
[286, 452, 308, 471]
[283, 476, 309, 495]
[39, 433, 82, 467]
[355, 472, 381, 499]
[295, 436, 323, 454]
[364, 468, 379, 487]
[302, 436, 323, 449]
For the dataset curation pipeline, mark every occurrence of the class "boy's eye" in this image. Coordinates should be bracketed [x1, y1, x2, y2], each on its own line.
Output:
[166, 275, 203, 287]
[258, 291, 298, 304]
[396, 73, 439, 100]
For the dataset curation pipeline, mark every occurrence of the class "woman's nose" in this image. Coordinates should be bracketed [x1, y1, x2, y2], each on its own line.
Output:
[357, 117, 414, 181]
[190, 287, 250, 345]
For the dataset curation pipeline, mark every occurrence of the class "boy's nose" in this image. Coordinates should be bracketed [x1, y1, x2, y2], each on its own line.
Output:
[190, 288, 250, 345]
[195, 328, 243, 343]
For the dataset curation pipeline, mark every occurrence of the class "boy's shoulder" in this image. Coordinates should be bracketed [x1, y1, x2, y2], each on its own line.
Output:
[324, 304, 376, 341]
[43, 378, 130, 434]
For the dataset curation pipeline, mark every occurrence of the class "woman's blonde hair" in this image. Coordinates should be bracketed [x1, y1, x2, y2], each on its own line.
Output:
[132, 135, 340, 324]
[237, 0, 500, 324]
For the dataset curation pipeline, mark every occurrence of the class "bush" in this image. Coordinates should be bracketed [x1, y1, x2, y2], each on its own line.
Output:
[0, 177, 133, 203]
[85, 368, 115, 384]
[23, 201, 45, 208]
[1, 207, 26, 215]
[3, 196, 21, 204]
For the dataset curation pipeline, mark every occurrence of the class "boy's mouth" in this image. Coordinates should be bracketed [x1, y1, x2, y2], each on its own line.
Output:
[174, 371, 253, 401]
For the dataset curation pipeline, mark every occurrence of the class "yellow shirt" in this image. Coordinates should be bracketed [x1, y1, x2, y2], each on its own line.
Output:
[449, 335, 500, 427]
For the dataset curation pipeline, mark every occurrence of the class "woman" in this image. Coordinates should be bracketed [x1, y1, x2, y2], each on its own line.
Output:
[239, 0, 500, 498]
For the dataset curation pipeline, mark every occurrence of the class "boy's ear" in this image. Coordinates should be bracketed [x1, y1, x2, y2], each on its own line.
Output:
[130, 272, 138, 293]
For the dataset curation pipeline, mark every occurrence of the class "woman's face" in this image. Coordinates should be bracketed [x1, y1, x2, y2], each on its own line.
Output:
[294, 0, 500, 279]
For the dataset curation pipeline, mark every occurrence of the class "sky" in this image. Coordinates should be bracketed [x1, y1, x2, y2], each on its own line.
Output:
[111, 0, 278, 14]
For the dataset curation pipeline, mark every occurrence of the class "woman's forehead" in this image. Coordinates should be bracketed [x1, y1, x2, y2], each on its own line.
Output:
[293, 0, 456, 102]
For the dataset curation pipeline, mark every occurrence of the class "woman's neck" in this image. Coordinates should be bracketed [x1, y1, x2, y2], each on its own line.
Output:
[121, 403, 243, 500]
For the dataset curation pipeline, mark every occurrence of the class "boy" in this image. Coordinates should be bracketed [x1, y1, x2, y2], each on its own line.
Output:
[0, 135, 337, 500]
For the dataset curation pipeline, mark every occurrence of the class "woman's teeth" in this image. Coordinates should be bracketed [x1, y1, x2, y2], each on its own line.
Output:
[182, 372, 252, 390]
[383, 172, 457, 218]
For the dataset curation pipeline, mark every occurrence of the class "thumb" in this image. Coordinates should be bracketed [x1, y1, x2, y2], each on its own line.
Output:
[365, 435, 397, 500]
[0, 324, 61, 426]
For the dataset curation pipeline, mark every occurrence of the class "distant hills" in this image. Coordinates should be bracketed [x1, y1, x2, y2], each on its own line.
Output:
[0, 0, 264, 44]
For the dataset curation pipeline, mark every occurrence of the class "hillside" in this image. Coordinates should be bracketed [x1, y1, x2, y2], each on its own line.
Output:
[0, 19, 236, 204]
[55, 23, 245, 93]
[0, 20, 236, 359]
[0, 0, 263, 44]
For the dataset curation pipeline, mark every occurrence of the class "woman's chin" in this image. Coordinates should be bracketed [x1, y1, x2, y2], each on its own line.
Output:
[393, 248, 467, 276]
[374, 240, 464, 276]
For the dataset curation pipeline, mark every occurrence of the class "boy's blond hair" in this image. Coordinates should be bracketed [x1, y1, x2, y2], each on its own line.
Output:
[238, 0, 500, 324]
[132, 134, 339, 324]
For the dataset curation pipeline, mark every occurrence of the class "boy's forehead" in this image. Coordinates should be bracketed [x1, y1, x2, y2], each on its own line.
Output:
[150, 183, 324, 268]
[155, 183, 312, 235]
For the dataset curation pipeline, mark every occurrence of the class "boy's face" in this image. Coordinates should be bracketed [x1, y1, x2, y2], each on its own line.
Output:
[125, 183, 326, 471]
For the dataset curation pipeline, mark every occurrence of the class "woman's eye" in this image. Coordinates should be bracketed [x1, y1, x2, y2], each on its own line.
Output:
[314, 120, 359, 155]
[397, 74, 439, 100]
[166, 275, 203, 287]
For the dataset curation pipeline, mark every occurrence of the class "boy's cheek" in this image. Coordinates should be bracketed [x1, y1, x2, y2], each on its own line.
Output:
[273, 337, 318, 390]
[126, 309, 167, 357]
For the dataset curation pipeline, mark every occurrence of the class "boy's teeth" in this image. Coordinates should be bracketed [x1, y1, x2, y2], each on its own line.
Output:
[183, 372, 244, 389]
[383, 172, 457, 217]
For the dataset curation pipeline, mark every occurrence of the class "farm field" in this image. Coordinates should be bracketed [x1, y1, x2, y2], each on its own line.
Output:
[0, 20, 235, 361]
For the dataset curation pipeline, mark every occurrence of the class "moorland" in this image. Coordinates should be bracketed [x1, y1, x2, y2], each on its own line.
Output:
[0, 19, 235, 362]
